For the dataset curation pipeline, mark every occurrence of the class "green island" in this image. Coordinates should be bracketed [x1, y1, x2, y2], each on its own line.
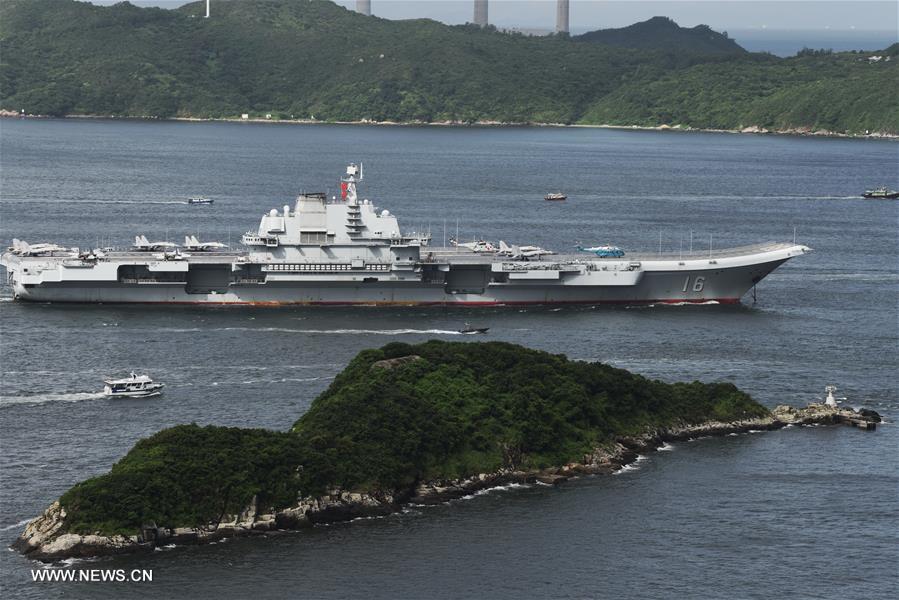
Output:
[59, 341, 764, 535]
[1, 0, 897, 135]
[17, 339, 864, 562]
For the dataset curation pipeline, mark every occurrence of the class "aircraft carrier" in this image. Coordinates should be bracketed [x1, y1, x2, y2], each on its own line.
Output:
[1, 164, 810, 306]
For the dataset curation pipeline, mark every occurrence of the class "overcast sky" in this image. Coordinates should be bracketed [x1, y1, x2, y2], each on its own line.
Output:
[88, 1, 898, 32]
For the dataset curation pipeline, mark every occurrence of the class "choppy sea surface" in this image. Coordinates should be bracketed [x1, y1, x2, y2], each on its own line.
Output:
[0, 119, 896, 599]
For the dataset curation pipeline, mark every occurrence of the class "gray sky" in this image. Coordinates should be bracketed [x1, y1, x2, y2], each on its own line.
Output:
[88, 1, 898, 32]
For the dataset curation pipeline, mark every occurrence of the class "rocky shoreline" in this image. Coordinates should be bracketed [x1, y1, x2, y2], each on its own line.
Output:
[1, 111, 895, 140]
[12, 403, 879, 563]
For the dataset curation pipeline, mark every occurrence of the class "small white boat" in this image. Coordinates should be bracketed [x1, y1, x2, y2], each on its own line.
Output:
[103, 373, 164, 398]
[187, 197, 214, 205]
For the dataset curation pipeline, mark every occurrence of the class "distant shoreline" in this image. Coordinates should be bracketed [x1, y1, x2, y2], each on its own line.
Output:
[2, 111, 896, 140]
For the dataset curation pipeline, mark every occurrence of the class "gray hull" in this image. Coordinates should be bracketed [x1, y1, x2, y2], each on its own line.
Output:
[7, 258, 788, 306]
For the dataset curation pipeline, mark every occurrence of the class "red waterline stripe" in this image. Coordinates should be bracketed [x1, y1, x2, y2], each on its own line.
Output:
[19, 298, 742, 306]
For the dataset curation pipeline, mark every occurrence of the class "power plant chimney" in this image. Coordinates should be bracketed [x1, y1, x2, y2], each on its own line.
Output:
[555, 0, 569, 34]
[473, 0, 488, 27]
[356, 1, 371, 17]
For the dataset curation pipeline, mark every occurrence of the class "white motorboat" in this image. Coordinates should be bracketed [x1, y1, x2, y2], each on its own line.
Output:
[103, 373, 164, 398]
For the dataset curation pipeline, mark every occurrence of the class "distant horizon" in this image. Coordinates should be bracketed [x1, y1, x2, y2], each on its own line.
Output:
[86, 1, 899, 33]
[80, 1, 898, 56]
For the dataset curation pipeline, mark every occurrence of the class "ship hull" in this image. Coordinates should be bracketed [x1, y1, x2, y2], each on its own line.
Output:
[6, 259, 786, 306]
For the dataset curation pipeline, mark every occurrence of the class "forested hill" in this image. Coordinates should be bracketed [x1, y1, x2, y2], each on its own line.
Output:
[1, 0, 897, 134]
[577, 16, 746, 55]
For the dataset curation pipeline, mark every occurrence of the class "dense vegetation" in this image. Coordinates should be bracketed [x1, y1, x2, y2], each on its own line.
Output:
[59, 341, 767, 535]
[61, 426, 304, 536]
[1, 0, 896, 133]
[576, 16, 745, 56]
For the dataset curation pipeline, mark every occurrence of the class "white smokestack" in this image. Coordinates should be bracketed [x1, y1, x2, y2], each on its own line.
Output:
[356, 1, 371, 16]
[205, 0, 209, 18]
[473, 0, 488, 27]
[556, 0, 569, 34]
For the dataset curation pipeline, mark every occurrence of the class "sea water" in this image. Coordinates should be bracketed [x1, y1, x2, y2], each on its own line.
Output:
[0, 119, 896, 599]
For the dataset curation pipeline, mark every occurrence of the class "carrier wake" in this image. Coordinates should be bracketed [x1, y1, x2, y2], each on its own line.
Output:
[0, 165, 810, 306]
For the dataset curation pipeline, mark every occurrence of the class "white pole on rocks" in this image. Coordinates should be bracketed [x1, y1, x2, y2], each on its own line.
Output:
[824, 385, 838, 407]
[205, 0, 210, 18]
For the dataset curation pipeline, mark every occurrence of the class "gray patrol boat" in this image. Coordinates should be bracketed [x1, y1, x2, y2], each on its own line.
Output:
[1, 164, 810, 306]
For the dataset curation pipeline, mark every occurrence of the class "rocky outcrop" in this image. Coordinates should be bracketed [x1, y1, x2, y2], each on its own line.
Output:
[371, 355, 423, 370]
[13, 403, 879, 562]
[14, 490, 399, 562]
[11, 502, 145, 561]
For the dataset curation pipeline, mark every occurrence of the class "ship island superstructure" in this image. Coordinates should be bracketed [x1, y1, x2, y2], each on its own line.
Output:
[1, 164, 810, 306]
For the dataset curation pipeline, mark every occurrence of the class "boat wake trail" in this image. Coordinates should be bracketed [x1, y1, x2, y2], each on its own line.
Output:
[238, 377, 322, 385]
[775, 272, 899, 283]
[3, 198, 189, 206]
[219, 327, 463, 336]
[0, 392, 106, 408]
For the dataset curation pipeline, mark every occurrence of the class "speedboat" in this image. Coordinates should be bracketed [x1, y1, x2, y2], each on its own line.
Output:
[188, 197, 214, 205]
[861, 187, 899, 199]
[103, 373, 164, 398]
[544, 192, 567, 201]
[459, 323, 489, 334]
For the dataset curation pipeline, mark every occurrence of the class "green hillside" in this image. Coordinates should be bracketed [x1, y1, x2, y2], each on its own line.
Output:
[1, 0, 896, 134]
[582, 48, 899, 133]
[577, 16, 746, 56]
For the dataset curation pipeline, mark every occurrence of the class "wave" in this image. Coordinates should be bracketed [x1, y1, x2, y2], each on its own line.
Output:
[0, 392, 105, 408]
[0, 518, 31, 532]
[614, 463, 640, 475]
[624, 300, 722, 310]
[614, 454, 648, 475]
[661, 300, 720, 307]
[657, 442, 675, 451]
[460, 482, 530, 500]
[57, 555, 103, 566]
